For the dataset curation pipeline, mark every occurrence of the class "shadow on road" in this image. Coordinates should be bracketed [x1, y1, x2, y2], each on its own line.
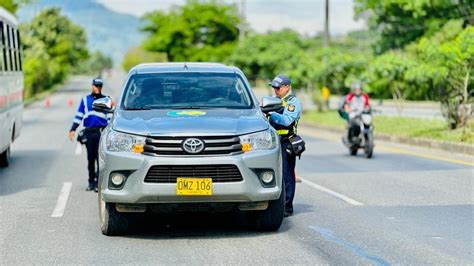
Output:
[121, 211, 291, 240]
[0, 150, 57, 196]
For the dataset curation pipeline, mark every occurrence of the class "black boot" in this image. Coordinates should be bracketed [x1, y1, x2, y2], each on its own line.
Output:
[86, 183, 95, 191]
[284, 204, 294, 217]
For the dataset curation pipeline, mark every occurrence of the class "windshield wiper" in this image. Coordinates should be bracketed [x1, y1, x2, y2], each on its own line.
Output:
[124, 107, 151, 110]
[176, 106, 203, 109]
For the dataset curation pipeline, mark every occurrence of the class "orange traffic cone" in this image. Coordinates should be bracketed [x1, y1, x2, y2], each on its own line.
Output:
[67, 97, 74, 107]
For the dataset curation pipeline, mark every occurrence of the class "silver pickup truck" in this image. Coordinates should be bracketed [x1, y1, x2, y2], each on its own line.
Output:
[95, 63, 284, 235]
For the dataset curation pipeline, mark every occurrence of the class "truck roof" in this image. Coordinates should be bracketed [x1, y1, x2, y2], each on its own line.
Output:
[131, 62, 240, 74]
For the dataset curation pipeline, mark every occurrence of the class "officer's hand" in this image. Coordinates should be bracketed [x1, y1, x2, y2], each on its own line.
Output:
[69, 131, 75, 141]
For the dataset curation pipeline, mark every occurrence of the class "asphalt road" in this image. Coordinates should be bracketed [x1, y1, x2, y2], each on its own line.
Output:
[1, 75, 473, 265]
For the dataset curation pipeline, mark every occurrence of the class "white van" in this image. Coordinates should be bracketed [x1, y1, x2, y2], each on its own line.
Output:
[0, 7, 23, 167]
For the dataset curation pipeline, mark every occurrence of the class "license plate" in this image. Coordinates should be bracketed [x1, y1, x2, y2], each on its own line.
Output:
[176, 178, 212, 196]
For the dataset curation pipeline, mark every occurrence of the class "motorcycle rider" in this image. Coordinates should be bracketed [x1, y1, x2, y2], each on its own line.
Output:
[343, 82, 371, 143]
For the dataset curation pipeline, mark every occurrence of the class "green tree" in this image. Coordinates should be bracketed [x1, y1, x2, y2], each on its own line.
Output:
[355, 0, 473, 54]
[21, 7, 89, 97]
[228, 30, 307, 86]
[413, 21, 473, 129]
[0, 0, 31, 14]
[362, 51, 416, 103]
[307, 47, 370, 95]
[142, 0, 240, 62]
[122, 46, 167, 71]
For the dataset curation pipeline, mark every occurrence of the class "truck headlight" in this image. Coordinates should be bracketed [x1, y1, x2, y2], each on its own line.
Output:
[106, 129, 146, 153]
[239, 129, 277, 152]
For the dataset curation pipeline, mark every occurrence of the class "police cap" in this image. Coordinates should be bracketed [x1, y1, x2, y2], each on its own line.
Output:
[92, 78, 103, 87]
[269, 75, 291, 88]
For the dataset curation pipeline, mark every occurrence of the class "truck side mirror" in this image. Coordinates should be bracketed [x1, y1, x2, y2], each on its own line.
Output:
[92, 97, 114, 113]
[260, 96, 283, 113]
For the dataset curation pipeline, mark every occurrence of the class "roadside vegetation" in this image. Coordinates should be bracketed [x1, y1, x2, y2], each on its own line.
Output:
[3, 1, 113, 99]
[20, 8, 88, 98]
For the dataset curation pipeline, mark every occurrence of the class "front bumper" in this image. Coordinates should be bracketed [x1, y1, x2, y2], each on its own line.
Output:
[98, 147, 282, 204]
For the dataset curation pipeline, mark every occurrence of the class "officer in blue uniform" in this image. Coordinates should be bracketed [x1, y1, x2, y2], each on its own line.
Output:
[268, 75, 302, 217]
[69, 78, 111, 192]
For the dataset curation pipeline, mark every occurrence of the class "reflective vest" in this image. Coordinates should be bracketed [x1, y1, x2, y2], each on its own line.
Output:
[272, 94, 299, 138]
[70, 93, 112, 131]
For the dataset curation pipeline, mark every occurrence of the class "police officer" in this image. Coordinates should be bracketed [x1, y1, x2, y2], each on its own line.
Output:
[268, 75, 302, 217]
[69, 78, 111, 192]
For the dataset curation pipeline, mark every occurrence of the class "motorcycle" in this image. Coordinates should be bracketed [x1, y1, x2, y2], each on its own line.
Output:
[342, 110, 374, 158]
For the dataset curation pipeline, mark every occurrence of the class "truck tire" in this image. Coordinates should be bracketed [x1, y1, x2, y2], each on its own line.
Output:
[248, 183, 285, 232]
[0, 146, 10, 167]
[99, 190, 129, 236]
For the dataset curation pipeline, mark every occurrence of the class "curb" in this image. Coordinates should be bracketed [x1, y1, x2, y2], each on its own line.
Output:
[301, 122, 474, 156]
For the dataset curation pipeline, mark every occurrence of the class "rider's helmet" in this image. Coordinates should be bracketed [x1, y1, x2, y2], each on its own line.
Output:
[351, 81, 363, 96]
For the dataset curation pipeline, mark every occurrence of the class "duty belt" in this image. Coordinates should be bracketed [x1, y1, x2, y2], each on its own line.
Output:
[85, 127, 105, 132]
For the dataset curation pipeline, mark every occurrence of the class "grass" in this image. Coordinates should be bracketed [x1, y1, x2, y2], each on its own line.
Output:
[302, 110, 474, 145]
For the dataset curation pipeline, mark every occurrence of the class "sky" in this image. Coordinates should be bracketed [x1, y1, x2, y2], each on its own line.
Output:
[97, 0, 366, 36]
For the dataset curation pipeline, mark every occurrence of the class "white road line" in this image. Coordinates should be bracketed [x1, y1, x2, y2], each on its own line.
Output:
[51, 182, 72, 218]
[300, 177, 364, 206]
[74, 143, 82, 155]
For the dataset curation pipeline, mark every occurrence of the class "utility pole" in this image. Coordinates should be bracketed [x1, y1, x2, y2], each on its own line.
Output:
[239, 0, 246, 41]
[324, 0, 330, 47]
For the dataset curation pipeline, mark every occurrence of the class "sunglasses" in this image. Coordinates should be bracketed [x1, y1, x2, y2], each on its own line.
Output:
[272, 86, 281, 90]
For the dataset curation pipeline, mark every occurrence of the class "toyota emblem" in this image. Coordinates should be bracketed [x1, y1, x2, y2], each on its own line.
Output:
[182, 138, 205, 154]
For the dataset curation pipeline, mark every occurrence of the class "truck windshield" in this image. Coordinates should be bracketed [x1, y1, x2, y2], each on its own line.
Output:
[122, 72, 254, 110]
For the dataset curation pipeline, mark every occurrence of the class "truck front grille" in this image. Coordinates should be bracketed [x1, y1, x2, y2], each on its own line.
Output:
[144, 165, 243, 183]
[143, 136, 243, 156]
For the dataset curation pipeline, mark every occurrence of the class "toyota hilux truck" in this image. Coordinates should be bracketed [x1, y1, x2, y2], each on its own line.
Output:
[94, 63, 284, 235]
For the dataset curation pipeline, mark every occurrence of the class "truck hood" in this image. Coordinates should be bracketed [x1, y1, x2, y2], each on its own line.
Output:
[111, 109, 269, 137]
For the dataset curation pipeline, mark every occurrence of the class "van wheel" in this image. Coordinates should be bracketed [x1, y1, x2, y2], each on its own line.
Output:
[99, 190, 129, 236]
[0, 146, 10, 168]
[248, 183, 285, 232]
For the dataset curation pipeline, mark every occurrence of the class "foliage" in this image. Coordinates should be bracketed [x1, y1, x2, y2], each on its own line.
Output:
[362, 51, 416, 101]
[354, 0, 473, 54]
[142, 0, 240, 62]
[413, 21, 473, 128]
[21, 7, 88, 97]
[0, 0, 30, 14]
[73, 51, 113, 76]
[122, 46, 167, 71]
[228, 30, 307, 86]
[307, 47, 370, 95]
[228, 29, 372, 92]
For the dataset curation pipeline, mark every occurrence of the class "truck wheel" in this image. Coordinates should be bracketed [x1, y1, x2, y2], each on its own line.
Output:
[99, 190, 129, 236]
[248, 183, 285, 232]
[0, 146, 10, 168]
